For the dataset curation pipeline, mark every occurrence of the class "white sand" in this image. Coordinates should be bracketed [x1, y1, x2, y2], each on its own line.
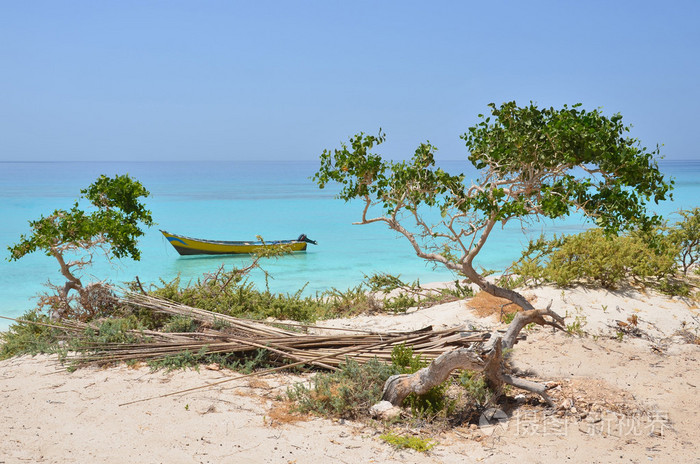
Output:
[2, 284, 699, 463]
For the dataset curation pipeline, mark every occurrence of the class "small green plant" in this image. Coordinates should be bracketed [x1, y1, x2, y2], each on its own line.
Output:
[288, 344, 457, 421]
[458, 370, 493, 406]
[211, 318, 231, 331]
[148, 266, 334, 323]
[76, 317, 147, 346]
[443, 280, 474, 299]
[148, 348, 206, 372]
[657, 277, 691, 297]
[497, 274, 525, 290]
[565, 314, 587, 337]
[162, 316, 198, 333]
[391, 343, 427, 373]
[500, 311, 517, 325]
[147, 347, 271, 373]
[365, 274, 475, 314]
[379, 431, 436, 452]
[322, 284, 370, 317]
[364, 272, 415, 294]
[383, 293, 417, 313]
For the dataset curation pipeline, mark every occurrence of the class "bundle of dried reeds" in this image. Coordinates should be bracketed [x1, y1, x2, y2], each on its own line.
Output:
[63, 293, 490, 370]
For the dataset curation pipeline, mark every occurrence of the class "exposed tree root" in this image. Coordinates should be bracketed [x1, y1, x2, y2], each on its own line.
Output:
[381, 346, 484, 405]
[379, 302, 564, 408]
[485, 301, 565, 351]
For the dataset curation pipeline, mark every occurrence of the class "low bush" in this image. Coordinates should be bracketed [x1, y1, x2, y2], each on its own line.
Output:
[147, 268, 331, 323]
[288, 344, 457, 421]
[0, 312, 62, 360]
[513, 227, 678, 290]
[287, 358, 398, 419]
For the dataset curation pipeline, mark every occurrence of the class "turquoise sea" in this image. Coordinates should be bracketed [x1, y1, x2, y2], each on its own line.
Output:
[1, 160, 698, 330]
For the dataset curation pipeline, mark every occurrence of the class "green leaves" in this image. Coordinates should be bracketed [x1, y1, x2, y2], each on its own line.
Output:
[512, 228, 679, 290]
[8, 174, 153, 262]
[313, 131, 466, 217]
[313, 102, 673, 285]
[461, 101, 672, 233]
[7, 174, 154, 320]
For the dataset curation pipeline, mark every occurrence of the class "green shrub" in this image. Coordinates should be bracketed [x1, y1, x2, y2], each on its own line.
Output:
[148, 347, 271, 372]
[442, 280, 475, 299]
[148, 348, 205, 371]
[0, 311, 62, 359]
[391, 343, 427, 373]
[288, 344, 458, 420]
[75, 316, 147, 346]
[513, 228, 677, 289]
[287, 358, 399, 419]
[143, 269, 475, 328]
[147, 269, 332, 323]
[321, 285, 371, 317]
[364, 272, 415, 293]
[383, 293, 417, 313]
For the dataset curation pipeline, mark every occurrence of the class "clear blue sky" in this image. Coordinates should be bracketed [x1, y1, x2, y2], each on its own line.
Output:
[1, 1, 698, 161]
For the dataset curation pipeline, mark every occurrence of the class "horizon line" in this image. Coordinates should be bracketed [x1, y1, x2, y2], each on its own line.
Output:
[1, 157, 698, 164]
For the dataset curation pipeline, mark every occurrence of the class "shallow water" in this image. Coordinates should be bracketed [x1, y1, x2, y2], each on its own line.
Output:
[1, 159, 697, 329]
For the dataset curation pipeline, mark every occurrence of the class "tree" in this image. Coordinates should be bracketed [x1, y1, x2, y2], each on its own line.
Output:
[314, 102, 673, 406]
[314, 101, 672, 311]
[8, 174, 154, 321]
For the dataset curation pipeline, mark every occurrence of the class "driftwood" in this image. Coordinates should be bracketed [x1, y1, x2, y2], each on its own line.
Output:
[379, 303, 564, 407]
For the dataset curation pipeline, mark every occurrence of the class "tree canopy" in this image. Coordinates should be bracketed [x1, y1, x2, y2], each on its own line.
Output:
[313, 101, 673, 309]
[8, 174, 153, 320]
[10, 174, 153, 262]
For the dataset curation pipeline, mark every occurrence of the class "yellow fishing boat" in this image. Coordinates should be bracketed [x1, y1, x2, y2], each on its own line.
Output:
[160, 230, 317, 256]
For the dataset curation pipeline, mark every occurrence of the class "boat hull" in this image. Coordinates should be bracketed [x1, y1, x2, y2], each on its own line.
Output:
[161, 230, 309, 256]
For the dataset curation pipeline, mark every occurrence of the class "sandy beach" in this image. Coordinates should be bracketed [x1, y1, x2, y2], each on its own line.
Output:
[2, 283, 699, 463]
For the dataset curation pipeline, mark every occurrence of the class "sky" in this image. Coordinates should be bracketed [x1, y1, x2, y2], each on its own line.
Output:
[1, 1, 698, 162]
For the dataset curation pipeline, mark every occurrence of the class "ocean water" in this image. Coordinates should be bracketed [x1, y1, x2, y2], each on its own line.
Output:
[1, 160, 698, 330]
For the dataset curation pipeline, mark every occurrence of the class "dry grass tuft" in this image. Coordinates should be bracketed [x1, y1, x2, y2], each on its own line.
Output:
[266, 401, 311, 427]
[467, 291, 536, 320]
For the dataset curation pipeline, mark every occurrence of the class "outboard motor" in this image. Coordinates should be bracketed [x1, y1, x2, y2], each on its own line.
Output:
[297, 234, 317, 245]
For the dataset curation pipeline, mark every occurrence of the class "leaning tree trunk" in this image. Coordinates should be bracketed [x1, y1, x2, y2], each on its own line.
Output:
[461, 262, 535, 311]
[379, 304, 565, 408]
